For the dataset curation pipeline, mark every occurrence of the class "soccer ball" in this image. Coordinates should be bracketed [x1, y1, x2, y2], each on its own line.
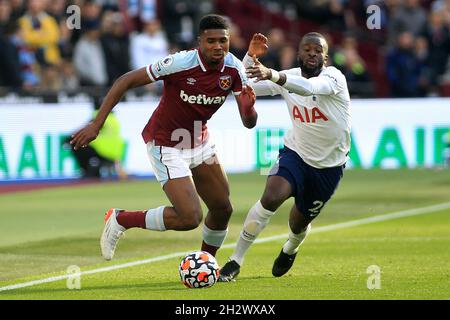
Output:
[179, 251, 220, 288]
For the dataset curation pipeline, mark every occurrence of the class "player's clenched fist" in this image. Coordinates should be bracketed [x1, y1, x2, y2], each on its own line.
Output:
[240, 85, 256, 107]
[238, 85, 257, 122]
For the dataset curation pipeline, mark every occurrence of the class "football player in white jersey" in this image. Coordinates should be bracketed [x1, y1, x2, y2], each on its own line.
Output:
[219, 32, 351, 281]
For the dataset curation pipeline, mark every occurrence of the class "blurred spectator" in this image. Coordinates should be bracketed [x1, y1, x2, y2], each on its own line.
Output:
[329, 0, 352, 30]
[7, 20, 39, 88]
[9, 0, 25, 23]
[228, 22, 247, 59]
[130, 19, 168, 69]
[73, 19, 108, 86]
[129, 18, 168, 96]
[191, 0, 215, 35]
[39, 63, 62, 91]
[431, 0, 450, 25]
[332, 35, 374, 97]
[414, 36, 430, 91]
[360, 0, 400, 44]
[60, 59, 79, 91]
[71, 0, 102, 46]
[159, 0, 213, 49]
[420, 9, 450, 94]
[386, 31, 426, 97]
[279, 44, 297, 70]
[48, 0, 74, 59]
[97, 0, 120, 12]
[18, 0, 61, 67]
[260, 28, 285, 70]
[125, 0, 158, 31]
[100, 12, 130, 85]
[321, 31, 336, 63]
[295, 0, 350, 31]
[161, 0, 195, 48]
[0, 0, 11, 34]
[387, 0, 428, 47]
[0, 21, 23, 88]
[58, 16, 74, 59]
[47, 0, 67, 23]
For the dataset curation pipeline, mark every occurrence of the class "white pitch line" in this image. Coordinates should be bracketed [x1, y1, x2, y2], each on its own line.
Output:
[1, 201, 450, 293]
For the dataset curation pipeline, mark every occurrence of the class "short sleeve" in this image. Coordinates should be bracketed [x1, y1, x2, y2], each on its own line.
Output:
[145, 51, 193, 82]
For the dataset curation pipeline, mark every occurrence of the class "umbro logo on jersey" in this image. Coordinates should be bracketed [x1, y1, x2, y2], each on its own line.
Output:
[180, 90, 226, 105]
[187, 78, 196, 85]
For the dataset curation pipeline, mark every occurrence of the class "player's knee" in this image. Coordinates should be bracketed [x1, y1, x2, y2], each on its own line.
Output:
[209, 201, 233, 227]
[260, 192, 285, 212]
[290, 216, 312, 234]
[219, 201, 233, 218]
[178, 208, 203, 230]
[183, 215, 203, 230]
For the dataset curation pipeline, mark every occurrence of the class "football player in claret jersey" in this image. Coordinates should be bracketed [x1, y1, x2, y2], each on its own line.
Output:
[70, 15, 257, 261]
[219, 32, 351, 281]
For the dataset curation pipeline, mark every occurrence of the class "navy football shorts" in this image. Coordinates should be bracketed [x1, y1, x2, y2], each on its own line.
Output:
[268, 146, 344, 219]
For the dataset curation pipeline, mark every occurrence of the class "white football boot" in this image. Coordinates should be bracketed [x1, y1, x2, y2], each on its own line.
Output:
[101, 208, 126, 260]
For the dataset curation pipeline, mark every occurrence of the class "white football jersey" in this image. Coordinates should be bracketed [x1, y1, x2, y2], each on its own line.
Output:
[244, 55, 351, 168]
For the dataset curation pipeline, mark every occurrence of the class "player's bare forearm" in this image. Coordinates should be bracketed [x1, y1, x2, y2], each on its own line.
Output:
[70, 68, 151, 150]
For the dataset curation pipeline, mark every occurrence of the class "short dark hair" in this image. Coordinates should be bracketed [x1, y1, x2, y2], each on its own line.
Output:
[301, 32, 329, 53]
[303, 32, 326, 41]
[198, 14, 229, 33]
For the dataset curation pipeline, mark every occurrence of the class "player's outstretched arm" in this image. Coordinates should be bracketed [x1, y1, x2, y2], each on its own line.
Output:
[235, 85, 257, 128]
[70, 67, 151, 150]
[246, 55, 287, 85]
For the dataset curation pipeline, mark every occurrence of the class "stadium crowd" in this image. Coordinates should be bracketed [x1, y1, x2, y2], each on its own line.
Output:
[0, 0, 449, 98]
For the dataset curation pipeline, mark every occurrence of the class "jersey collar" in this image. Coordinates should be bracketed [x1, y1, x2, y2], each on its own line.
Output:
[197, 49, 225, 72]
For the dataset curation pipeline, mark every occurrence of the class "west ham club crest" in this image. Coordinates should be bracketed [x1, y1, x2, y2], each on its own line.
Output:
[219, 75, 232, 90]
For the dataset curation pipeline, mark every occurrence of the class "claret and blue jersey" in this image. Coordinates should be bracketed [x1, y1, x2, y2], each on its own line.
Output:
[142, 49, 247, 149]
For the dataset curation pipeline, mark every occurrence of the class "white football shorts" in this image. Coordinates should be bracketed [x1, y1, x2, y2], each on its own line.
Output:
[146, 138, 217, 186]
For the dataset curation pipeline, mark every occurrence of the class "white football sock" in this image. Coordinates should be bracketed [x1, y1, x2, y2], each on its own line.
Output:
[230, 200, 275, 266]
[282, 223, 311, 255]
[202, 224, 228, 247]
[145, 206, 166, 231]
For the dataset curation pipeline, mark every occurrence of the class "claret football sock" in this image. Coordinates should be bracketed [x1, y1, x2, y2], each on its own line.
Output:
[116, 206, 167, 230]
[201, 242, 219, 257]
[116, 210, 146, 229]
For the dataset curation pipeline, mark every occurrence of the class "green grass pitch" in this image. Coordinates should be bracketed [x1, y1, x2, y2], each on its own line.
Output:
[0, 168, 449, 300]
